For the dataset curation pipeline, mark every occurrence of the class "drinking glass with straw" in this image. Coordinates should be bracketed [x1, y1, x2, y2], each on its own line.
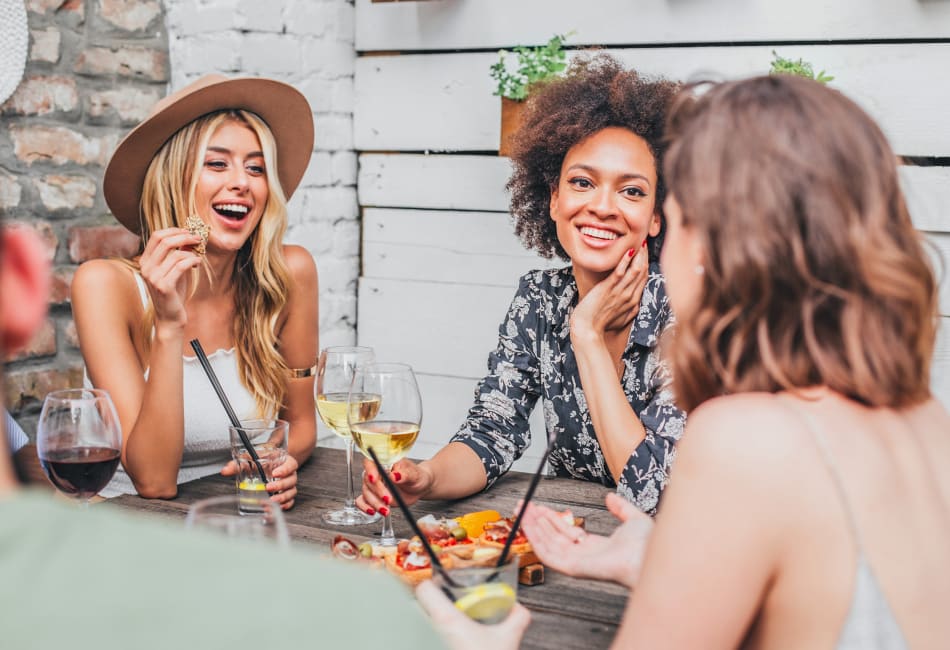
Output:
[189, 339, 268, 485]
[348, 362, 422, 548]
[367, 444, 528, 623]
[366, 446, 459, 591]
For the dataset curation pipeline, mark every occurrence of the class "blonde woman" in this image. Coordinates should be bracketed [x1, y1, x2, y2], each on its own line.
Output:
[73, 76, 318, 508]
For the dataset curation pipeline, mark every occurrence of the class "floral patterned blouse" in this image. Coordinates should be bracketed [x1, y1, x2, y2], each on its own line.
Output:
[451, 263, 687, 515]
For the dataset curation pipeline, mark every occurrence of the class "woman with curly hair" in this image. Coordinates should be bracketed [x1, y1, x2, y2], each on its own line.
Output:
[359, 55, 686, 516]
[72, 76, 319, 508]
[430, 74, 950, 649]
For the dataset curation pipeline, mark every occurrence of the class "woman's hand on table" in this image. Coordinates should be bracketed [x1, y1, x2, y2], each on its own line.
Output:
[220, 455, 299, 510]
[521, 492, 653, 589]
[415, 581, 531, 650]
[356, 457, 433, 515]
[570, 241, 649, 340]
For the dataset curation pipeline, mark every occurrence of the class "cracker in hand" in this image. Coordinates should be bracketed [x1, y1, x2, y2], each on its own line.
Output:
[184, 215, 210, 256]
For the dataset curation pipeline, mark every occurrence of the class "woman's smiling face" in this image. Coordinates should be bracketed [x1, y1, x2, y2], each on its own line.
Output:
[549, 126, 661, 280]
[194, 119, 269, 254]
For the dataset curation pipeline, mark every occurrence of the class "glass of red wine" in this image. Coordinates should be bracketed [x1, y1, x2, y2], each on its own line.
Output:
[37, 388, 122, 507]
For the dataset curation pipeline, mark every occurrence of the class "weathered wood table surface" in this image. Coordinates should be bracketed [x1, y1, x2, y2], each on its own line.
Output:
[108, 447, 628, 649]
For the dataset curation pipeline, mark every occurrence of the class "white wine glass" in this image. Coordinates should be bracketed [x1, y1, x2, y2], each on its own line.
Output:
[348, 362, 422, 547]
[37, 388, 122, 507]
[315, 346, 381, 525]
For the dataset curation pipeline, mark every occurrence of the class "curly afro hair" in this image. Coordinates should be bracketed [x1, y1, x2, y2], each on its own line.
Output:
[507, 54, 679, 260]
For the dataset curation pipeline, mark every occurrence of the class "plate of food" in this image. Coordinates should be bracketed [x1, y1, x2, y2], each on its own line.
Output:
[329, 509, 584, 587]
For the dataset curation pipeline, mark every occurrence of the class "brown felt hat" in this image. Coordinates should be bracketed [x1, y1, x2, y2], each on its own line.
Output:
[103, 74, 314, 234]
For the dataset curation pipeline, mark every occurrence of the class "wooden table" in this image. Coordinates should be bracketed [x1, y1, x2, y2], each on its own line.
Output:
[108, 448, 628, 649]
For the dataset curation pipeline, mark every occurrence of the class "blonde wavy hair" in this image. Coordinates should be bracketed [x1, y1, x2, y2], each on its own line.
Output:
[663, 75, 938, 412]
[134, 109, 291, 418]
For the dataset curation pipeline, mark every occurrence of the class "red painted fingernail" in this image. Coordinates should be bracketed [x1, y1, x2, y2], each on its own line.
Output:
[642, 239, 647, 248]
[382, 494, 391, 506]
[379, 506, 390, 517]
[393, 471, 402, 482]
[366, 507, 375, 516]
[627, 248, 636, 258]
[367, 474, 375, 484]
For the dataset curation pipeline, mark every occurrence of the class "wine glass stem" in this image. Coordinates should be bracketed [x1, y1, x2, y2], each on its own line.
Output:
[78, 499, 91, 510]
[343, 438, 357, 510]
[380, 464, 396, 546]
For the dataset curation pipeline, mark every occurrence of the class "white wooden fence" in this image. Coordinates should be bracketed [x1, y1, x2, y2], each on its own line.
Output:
[353, 0, 950, 466]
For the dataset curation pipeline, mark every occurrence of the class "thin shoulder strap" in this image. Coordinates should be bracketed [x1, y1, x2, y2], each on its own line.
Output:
[132, 270, 149, 309]
[131, 270, 156, 345]
[777, 395, 864, 552]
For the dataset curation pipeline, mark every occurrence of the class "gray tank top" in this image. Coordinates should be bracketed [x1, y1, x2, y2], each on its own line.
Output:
[784, 399, 908, 650]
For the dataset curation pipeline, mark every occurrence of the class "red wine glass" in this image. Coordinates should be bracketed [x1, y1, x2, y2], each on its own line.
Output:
[37, 388, 122, 507]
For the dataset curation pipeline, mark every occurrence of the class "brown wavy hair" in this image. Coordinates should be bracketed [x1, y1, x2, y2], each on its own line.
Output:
[507, 54, 679, 260]
[663, 75, 938, 411]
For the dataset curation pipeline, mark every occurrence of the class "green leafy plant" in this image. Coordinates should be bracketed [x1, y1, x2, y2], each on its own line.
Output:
[769, 51, 834, 84]
[489, 33, 571, 101]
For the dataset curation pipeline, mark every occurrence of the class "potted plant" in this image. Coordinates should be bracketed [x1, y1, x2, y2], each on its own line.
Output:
[489, 34, 571, 157]
[769, 51, 834, 83]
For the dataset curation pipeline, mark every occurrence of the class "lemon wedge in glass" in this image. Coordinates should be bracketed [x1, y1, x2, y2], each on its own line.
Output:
[238, 478, 267, 491]
[453, 583, 516, 623]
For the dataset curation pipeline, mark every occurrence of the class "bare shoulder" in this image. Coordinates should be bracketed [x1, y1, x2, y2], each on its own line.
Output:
[71, 259, 143, 355]
[72, 258, 138, 306]
[677, 393, 807, 478]
[282, 244, 318, 284]
[661, 393, 819, 556]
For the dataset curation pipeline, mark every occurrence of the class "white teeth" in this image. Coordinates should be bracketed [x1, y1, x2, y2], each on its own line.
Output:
[580, 226, 619, 240]
[215, 203, 249, 214]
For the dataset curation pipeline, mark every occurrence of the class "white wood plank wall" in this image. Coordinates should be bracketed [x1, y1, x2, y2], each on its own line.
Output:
[353, 1, 950, 467]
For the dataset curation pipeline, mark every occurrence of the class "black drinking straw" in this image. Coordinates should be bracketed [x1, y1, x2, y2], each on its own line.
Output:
[495, 443, 553, 568]
[189, 339, 269, 484]
[366, 447, 459, 587]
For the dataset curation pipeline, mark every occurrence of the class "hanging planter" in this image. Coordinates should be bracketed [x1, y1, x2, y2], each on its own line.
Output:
[499, 97, 527, 158]
[489, 34, 570, 157]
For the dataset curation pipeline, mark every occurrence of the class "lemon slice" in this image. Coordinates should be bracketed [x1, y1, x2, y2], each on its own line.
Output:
[238, 478, 267, 491]
[453, 583, 516, 623]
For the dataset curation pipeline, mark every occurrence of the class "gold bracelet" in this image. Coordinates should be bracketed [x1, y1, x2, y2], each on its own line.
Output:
[288, 364, 317, 378]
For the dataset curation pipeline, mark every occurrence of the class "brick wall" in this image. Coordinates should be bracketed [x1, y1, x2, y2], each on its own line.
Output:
[3, 0, 359, 437]
[1, 0, 168, 433]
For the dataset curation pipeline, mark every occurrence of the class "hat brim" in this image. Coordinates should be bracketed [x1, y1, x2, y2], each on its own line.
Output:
[103, 77, 314, 234]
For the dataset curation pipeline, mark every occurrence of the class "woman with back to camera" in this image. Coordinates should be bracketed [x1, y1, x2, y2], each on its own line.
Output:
[72, 76, 319, 507]
[421, 74, 950, 649]
[359, 55, 687, 517]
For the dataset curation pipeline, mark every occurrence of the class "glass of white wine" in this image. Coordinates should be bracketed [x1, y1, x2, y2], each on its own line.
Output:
[348, 362, 422, 547]
[316, 346, 381, 526]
